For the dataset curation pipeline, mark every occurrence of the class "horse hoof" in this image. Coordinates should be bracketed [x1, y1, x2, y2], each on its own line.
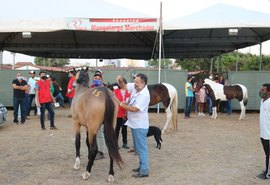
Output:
[82, 171, 91, 180]
[74, 163, 80, 170]
[73, 157, 80, 170]
[108, 174, 114, 182]
[161, 130, 165, 134]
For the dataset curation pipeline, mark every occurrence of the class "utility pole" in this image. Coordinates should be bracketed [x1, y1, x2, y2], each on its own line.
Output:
[12, 52, 16, 70]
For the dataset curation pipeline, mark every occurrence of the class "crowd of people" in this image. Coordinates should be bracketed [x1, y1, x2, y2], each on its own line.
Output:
[10, 70, 270, 180]
[12, 70, 64, 129]
[184, 73, 232, 119]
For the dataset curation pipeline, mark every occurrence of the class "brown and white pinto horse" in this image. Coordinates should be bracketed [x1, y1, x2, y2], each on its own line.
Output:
[112, 81, 178, 133]
[197, 78, 248, 120]
[71, 68, 124, 182]
[147, 83, 178, 133]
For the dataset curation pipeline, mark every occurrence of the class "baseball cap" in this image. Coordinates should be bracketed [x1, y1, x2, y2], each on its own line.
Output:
[29, 70, 35, 74]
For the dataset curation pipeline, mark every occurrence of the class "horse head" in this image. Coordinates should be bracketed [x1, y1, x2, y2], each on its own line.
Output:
[76, 67, 89, 88]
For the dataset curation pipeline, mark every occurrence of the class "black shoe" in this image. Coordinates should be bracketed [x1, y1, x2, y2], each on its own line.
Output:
[13, 120, 18, 124]
[67, 115, 72, 118]
[41, 127, 46, 130]
[21, 121, 25, 124]
[132, 167, 140, 172]
[122, 144, 130, 149]
[256, 171, 267, 179]
[95, 152, 105, 160]
[132, 173, 148, 178]
[50, 126, 57, 130]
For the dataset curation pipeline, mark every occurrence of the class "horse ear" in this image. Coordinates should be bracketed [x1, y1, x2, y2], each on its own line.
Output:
[73, 68, 77, 73]
[85, 67, 89, 73]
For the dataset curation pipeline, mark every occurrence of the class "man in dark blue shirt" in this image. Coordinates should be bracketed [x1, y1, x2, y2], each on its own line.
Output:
[12, 73, 28, 124]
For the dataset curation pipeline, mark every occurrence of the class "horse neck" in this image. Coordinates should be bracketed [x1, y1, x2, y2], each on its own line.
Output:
[75, 83, 88, 92]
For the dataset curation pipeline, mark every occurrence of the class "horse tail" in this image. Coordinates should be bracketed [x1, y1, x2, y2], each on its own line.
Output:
[102, 87, 125, 168]
[171, 89, 178, 131]
[240, 85, 248, 106]
[244, 86, 248, 106]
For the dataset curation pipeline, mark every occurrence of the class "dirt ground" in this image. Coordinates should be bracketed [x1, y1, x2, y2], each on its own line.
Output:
[0, 107, 269, 185]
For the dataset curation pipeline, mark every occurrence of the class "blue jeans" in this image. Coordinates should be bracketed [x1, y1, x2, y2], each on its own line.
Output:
[40, 102, 55, 128]
[226, 100, 232, 114]
[185, 96, 194, 117]
[131, 128, 149, 175]
[28, 94, 37, 116]
[207, 95, 212, 114]
[25, 94, 29, 115]
[55, 93, 64, 107]
[13, 97, 26, 122]
[68, 98, 73, 107]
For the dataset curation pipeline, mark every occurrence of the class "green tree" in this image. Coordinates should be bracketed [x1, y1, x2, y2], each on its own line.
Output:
[34, 57, 70, 67]
[173, 51, 270, 73]
[175, 58, 212, 72]
[148, 59, 173, 69]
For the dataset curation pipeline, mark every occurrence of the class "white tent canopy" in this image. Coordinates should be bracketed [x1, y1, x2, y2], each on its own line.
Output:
[1, 2, 270, 59]
[165, 3, 270, 29]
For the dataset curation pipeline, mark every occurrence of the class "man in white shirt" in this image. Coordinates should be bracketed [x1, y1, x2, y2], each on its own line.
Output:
[116, 73, 150, 178]
[257, 83, 270, 180]
[27, 70, 38, 116]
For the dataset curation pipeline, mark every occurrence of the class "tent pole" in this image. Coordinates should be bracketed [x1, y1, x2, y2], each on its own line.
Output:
[12, 52, 16, 70]
[259, 42, 262, 71]
[157, 1, 163, 114]
[0, 51, 3, 70]
[210, 58, 213, 73]
[236, 49, 239, 71]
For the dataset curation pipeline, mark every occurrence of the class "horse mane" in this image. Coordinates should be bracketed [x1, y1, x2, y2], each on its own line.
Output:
[76, 67, 89, 88]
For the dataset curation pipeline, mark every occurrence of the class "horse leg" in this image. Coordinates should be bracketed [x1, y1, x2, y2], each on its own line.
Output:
[211, 107, 218, 119]
[82, 133, 98, 180]
[162, 106, 172, 134]
[239, 101, 245, 120]
[73, 124, 81, 170]
[108, 155, 115, 182]
[211, 100, 218, 119]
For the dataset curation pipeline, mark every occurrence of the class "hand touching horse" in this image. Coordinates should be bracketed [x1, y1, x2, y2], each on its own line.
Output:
[108, 79, 178, 134]
[71, 67, 124, 182]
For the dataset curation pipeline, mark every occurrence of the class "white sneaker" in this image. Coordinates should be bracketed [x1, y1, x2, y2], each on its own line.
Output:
[201, 113, 206, 116]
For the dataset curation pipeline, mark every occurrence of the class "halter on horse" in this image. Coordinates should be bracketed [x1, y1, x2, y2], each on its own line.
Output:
[196, 78, 248, 120]
[71, 67, 124, 182]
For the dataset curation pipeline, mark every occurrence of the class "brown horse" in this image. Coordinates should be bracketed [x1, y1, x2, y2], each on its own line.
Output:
[71, 67, 124, 182]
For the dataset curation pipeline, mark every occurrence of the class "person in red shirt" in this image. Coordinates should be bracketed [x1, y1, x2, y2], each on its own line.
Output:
[114, 77, 130, 149]
[35, 71, 57, 130]
[66, 71, 76, 118]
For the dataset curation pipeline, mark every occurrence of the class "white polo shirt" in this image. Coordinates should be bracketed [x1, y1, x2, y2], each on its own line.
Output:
[28, 77, 37, 95]
[260, 98, 270, 139]
[127, 83, 135, 94]
[125, 85, 150, 129]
